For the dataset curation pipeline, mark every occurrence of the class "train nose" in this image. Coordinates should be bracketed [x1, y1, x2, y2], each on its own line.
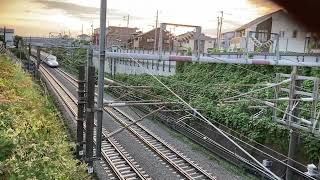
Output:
[48, 61, 59, 67]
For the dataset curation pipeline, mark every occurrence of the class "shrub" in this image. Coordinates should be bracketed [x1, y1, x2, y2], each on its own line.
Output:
[0, 55, 88, 179]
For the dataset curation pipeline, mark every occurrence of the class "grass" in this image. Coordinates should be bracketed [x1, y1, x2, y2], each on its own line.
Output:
[0, 55, 88, 179]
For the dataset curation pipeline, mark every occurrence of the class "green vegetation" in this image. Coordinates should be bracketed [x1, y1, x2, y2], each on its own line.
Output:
[112, 62, 320, 164]
[72, 39, 90, 46]
[13, 35, 23, 49]
[51, 48, 87, 74]
[0, 55, 88, 179]
[10, 48, 27, 60]
[178, 47, 192, 56]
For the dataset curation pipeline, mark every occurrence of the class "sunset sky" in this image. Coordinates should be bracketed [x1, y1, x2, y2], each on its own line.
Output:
[0, 0, 280, 37]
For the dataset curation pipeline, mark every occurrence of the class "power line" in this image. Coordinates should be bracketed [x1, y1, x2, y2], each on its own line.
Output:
[111, 46, 282, 180]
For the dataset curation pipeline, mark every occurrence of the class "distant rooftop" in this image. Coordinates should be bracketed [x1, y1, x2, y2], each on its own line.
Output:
[235, 9, 284, 31]
[176, 31, 214, 41]
[0, 28, 14, 33]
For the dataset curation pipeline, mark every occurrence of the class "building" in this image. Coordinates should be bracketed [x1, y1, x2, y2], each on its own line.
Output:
[0, 28, 15, 47]
[220, 31, 235, 51]
[77, 34, 91, 41]
[93, 26, 138, 48]
[175, 31, 215, 53]
[229, 9, 318, 53]
[132, 28, 174, 51]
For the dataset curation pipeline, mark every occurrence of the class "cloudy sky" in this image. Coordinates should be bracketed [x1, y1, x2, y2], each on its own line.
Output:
[0, 0, 280, 37]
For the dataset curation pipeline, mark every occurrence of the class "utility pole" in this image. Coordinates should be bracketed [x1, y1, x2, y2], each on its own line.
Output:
[85, 66, 95, 174]
[218, 11, 224, 50]
[216, 17, 220, 49]
[285, 66, 300, 180]
[91, 22, 94, 36]
[123, 15, 130, 27]
[96, 0, 107, 160]
[154, 9, 159, 51]
[28, 36, 31, 71]
[91, 22, 94, 44]
[76, 66, 86, 160]
[82, 24, 84, 35]
[127, 14, 130, 27]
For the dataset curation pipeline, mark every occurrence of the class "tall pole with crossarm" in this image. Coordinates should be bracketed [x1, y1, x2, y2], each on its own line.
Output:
[96, 0, 107, 159]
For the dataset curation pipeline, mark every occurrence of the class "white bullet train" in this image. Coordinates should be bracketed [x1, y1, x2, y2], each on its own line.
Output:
[30, 49, 59, 67]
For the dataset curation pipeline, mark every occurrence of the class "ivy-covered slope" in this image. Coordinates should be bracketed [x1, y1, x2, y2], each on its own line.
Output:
[114, 62, 320, 164]
[0, 55, 88, 179]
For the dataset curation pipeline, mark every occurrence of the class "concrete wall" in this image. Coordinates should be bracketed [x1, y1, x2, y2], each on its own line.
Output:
[221, 32, 235, 50]
[180, 39, 214, 53]
[4, 33, 14, 46]
[92, 51, 176, 76]
[204, 40, 214, 53]
[182, 39, 195, 50]
[271, 12, 307, 53]
[230, 11, 308, 53]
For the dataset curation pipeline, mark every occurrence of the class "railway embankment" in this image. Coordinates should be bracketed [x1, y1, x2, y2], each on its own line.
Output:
[112, 61, 320, 168]
[0, 55, 88, 179]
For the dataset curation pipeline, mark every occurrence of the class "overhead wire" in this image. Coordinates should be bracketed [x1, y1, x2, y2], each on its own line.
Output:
[106, 66, 319, 179]
[111, 47, 282, 180]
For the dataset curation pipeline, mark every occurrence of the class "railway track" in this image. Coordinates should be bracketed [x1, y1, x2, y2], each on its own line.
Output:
[40, 66, 150, 180]
[54, 67, 216, 180]
[105, 107, 216, 180]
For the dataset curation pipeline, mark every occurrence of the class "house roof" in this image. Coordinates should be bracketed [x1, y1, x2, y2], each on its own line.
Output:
[137, 28, 171, 37]
[94, 26, 138, 30]
[221, 31, 235, 35]
[235, 9, 284, 31]
[176, 31, 214, 41]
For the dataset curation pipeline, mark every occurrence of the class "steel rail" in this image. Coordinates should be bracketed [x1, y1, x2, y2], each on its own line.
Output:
[39, 65, 78, 116]
[40, 66, 150, 180]
[55, 67, 297, 179]
[55, 68, 79, 85]
[105, 106, 216, 180]
[111, 88, 316, 180]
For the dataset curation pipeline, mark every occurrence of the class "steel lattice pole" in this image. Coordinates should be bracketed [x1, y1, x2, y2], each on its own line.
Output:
[96, 0, 107, 158]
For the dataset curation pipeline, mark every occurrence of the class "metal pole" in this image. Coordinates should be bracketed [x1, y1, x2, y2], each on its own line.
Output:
[3, 26, 6, 48]
[216, 17, 220, 49]
[96, 0, 107, 159]
[76, 66, 86, 160]
[154, 9, 159, 52]
[285, 66, 299, 180]
[219, 11, 224, 50]
[196, 26, 201, 58]
[26, 37, 31, 72]
[87, 48, 93, 67]
[36, 47, 41, 79]
[127, 14, 130, 27]
[158, 23, 165, 53]
[85, 66, 95, 174]
[245, 31, 250, 59]
[276, 34, 280, 64]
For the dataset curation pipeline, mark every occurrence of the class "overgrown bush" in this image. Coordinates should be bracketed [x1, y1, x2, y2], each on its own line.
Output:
[51, 48, 87, 75]
[113, 62, 320, 164]
[0, 55, 88, 179]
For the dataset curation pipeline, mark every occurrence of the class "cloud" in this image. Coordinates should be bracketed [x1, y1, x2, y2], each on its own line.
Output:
[247, 0, 280, 13]
[32, 0, 143, 21]
[223, 19, 243, 27]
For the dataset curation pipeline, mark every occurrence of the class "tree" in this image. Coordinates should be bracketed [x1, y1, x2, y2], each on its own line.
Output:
[14, 36, 23, 48]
